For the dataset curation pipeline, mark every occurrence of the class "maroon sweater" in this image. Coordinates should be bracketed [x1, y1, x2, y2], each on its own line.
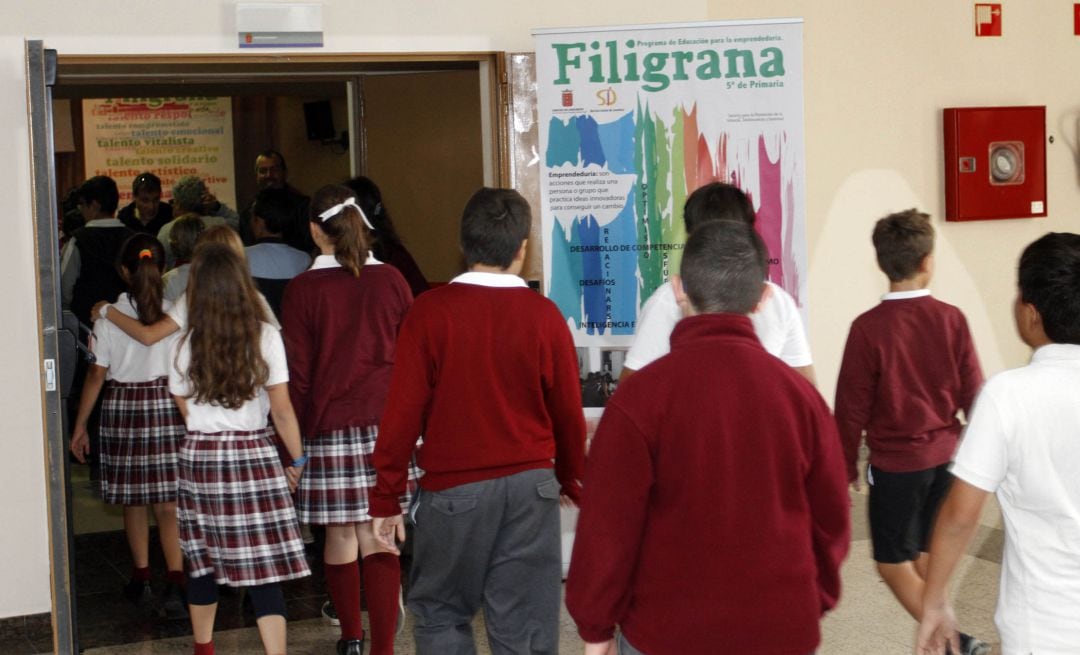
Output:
[566, 314, 850, 655]
[370, 277, 586, 517]
[280, 264, 412, 436]
[834, 293, 983, 480]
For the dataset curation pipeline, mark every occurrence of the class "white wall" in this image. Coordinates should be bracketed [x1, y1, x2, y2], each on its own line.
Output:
[0, 0, 709, 620]
[706, 1, 1080, 402]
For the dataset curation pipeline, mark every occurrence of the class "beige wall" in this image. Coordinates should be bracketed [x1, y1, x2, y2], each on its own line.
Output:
[271, 96, 352, 198]
[364, 71, 484, 283]
[706, 1, 1080, 403]
[1, 0, 708, 619]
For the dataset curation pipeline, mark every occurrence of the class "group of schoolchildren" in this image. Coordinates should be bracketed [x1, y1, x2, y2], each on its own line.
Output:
[63, 164, 1079, 655]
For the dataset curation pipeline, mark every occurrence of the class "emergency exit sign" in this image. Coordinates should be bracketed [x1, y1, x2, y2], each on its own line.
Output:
[975, 4, 1002, 36]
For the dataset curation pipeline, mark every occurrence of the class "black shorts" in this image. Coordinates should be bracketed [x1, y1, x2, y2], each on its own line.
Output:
[867, 462, 953, 564]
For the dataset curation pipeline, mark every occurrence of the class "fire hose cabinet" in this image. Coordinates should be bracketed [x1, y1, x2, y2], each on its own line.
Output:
[943, 106, 1047, 221]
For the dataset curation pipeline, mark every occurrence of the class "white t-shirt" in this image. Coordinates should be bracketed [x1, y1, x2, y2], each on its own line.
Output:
[951, 343, 1080, 654]
[92, 293, 179, 383]
[166, 291, 281, 331]
[168, 322, 288, 433]
[624, 280, 812, 371]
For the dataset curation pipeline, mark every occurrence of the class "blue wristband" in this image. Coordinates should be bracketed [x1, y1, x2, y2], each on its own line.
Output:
[291, 454, 309, 467]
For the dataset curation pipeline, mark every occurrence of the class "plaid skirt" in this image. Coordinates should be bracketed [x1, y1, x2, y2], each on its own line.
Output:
[98, 377, 183, 505]
[297, 425, 420, 525]
[178, 427, 311, 587]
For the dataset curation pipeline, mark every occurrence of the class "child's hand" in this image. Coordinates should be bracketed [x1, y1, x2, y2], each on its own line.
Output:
[559, 494, 577, 509]
[285, 465, 303, 492]
[584, 640, 616, 655]
[70, 426, 90, 463]
[373, 515, 405, 555]
[90, 301, 108, 322]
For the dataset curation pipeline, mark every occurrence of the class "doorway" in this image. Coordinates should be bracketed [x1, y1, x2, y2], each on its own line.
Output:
[29, 46, 507, 652]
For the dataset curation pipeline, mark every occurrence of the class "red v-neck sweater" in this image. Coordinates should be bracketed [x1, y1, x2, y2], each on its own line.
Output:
[370, 282, 586, 516]
[281, 264, 412, 436]
[834, 295, 983, 480]
[566, 314, 850, 655]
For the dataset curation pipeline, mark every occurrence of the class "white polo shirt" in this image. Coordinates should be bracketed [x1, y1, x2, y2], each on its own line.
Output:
[624, 280, 812, 371]
[952, 343, 1080, 654]
[168, 322, 288, 433]
[92, 293, 178, 382]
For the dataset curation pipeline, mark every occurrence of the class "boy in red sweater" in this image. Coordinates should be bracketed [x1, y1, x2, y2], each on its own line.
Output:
[371, 188, 585, 654]
[835, 209, 987, 654]
[566, 220, 849, 655]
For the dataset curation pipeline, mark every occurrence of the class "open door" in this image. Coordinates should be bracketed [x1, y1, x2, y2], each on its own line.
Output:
[26, 39, 79, 655]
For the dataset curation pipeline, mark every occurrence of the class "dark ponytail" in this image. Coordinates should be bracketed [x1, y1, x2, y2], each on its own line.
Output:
[310, 184, 369, 278]
[117, 234, 167, 325]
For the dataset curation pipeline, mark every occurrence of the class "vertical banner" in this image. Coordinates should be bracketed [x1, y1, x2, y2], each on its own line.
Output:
[81, 97, 236, 209]
[535, 20, 807, 361]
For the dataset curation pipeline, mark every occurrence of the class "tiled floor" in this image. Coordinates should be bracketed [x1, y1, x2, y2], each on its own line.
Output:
[38, 464, 1006, 654]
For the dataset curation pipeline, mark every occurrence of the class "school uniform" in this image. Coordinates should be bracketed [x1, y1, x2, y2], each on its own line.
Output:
[371, 271, 586, 654]
[117, 201, 173, 235]
[281, 254, 416, 525]
[91, 293, 183, 505]
[624, 280, 812, 371]
[60, 218, 136, 326]
[168, 321, 309, 586]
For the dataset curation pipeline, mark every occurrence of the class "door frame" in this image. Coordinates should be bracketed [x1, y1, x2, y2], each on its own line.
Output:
[30, 46, 511, 653]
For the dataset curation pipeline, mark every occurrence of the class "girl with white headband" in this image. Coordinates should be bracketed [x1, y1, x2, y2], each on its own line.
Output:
[281, 184, 419, 655]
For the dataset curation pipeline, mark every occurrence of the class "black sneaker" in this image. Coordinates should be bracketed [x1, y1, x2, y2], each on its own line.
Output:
[957, 633, 991, 655]
[322, 599, 340, 627]
[161, 583, 188, 620]
[123, 579, 154, 607]
[336, 638, 364, 655]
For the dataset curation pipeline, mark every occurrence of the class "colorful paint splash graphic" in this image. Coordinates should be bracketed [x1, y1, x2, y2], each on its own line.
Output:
[546, 99, 799, 336]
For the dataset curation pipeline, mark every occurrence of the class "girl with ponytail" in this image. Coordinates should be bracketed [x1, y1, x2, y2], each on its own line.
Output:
[70, 233, 188, 619]
[280, 184, 419, 655]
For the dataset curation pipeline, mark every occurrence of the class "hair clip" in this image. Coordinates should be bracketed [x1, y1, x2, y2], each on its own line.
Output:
[138, 248, 154, 260]
[318, 197, 375, 230]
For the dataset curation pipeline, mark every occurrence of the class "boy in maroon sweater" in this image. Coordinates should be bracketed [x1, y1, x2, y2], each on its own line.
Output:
[371, 188, 585, 655]
[835, 209, 987, 654]
[566, 220, 849, 655]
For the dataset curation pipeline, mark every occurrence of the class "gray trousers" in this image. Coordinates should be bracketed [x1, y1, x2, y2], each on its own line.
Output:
[407, 468, 563, 655]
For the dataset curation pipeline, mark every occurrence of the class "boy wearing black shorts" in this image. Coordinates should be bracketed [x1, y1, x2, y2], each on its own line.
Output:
[835, 209, 988, 654]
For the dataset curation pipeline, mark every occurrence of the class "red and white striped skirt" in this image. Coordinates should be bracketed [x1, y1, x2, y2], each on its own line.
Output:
[178, 427, 311, 587]
[296, 425, 420, 525]
[98, 377, 183, 506]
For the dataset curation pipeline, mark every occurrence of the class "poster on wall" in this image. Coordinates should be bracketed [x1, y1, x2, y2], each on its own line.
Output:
[534, 19, 807, 401]
[81, 97, 236, 210]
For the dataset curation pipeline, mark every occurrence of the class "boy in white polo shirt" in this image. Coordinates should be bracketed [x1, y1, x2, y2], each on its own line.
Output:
[622, 182, 814, 384]
[917, 232, 1080, 655]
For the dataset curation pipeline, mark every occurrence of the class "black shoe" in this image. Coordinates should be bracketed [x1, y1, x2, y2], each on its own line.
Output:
[956, 633, 991, 655]
[161, 583, 188, 620]
[123, 579, 154, 606]
[322, 599, 340, 626]
[336, 638, 364, 655]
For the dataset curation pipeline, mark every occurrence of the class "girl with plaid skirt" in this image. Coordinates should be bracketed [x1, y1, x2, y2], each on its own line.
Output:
[70, 233, 188, 618]
[168, 241, 310, 655]
[280, 185, 418, 655]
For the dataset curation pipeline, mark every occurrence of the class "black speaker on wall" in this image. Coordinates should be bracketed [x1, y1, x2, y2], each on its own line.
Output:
[303, 100, 336, 141]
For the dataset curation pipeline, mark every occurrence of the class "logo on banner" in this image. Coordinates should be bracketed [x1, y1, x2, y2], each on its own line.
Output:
[561, 90, 574, 107]
[596, 87, 618, 106]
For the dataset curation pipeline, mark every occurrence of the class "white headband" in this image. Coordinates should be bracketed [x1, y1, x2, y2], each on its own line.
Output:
[318, 197, 375, 230]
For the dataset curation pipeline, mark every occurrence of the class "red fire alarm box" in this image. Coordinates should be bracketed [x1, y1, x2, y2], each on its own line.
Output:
[944, 106, 1046, 221]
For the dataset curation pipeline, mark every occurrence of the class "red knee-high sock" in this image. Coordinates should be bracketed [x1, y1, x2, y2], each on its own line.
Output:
[325, 560, 364, 641]
[193, 641, 214, 655]
[363, 552, 401, 655]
